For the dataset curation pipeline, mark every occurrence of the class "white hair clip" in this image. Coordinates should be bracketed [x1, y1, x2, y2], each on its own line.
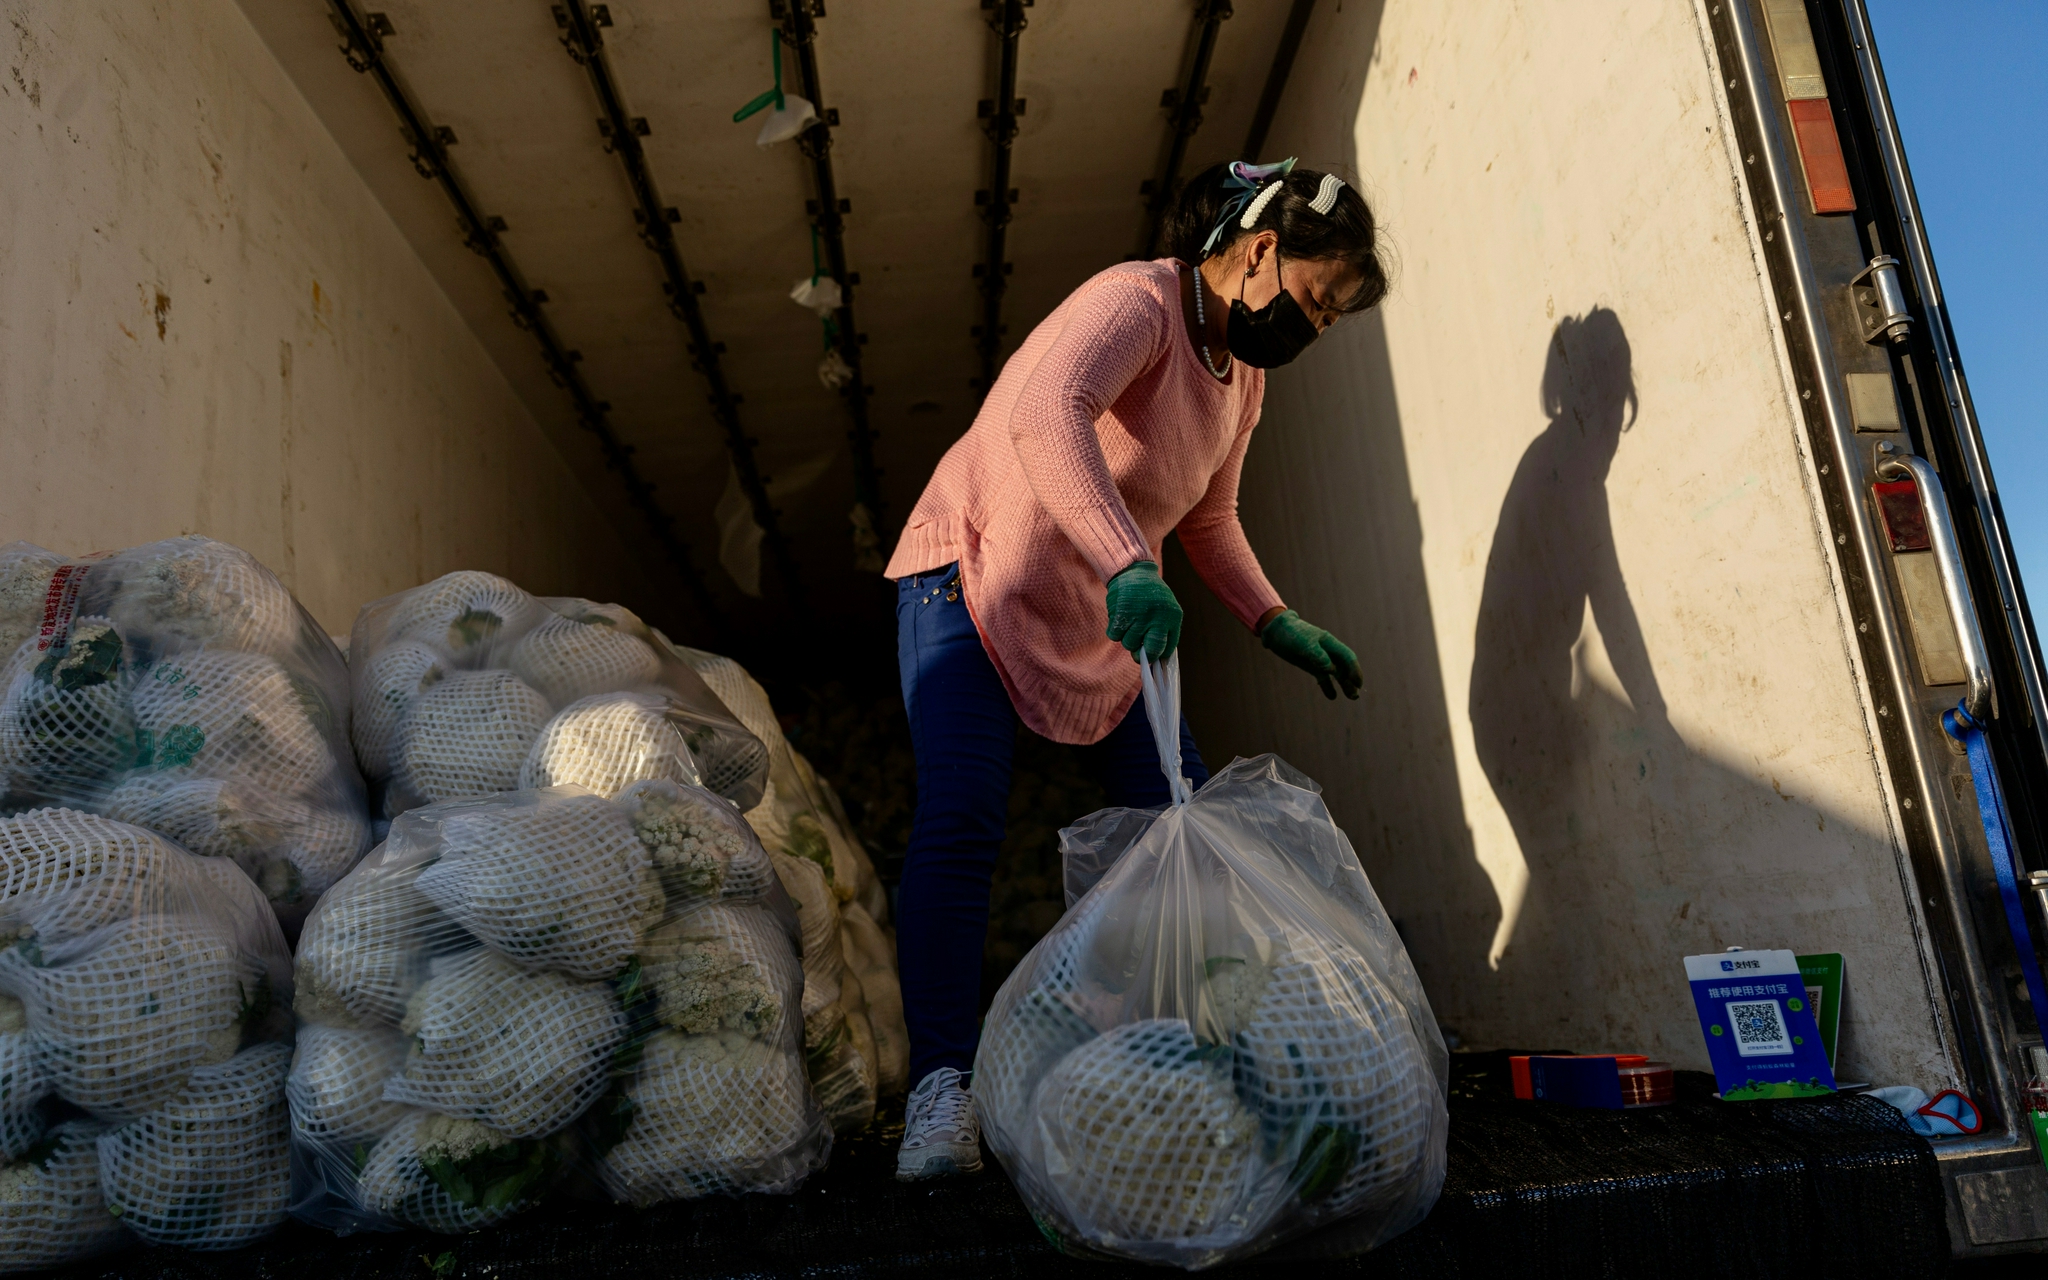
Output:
[1238, 180, 1286, 230]
[1309, 172, 1346, 215]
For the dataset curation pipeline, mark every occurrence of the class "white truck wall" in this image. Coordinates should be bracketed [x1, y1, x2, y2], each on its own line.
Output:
[0, 0, 653, 634]
[1178, 0, 1948, 1087]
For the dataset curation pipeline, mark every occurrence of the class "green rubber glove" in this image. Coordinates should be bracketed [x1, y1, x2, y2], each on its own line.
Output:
[1261, 609, 1363, 700]
[1104, 561, 1183, 661]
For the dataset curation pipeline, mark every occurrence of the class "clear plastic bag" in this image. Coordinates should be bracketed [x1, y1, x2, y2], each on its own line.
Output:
[0, 538, 371, 928]
[677, 648, 907, 1110]
[977, 656, 1448, 1269]
[288, 781, 830, 1235]
[0, 807, 297, 1270]
[348, 576, 767, 825]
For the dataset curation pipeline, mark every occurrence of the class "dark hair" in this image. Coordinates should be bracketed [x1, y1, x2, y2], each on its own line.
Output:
[1160, 161, 1389, 313]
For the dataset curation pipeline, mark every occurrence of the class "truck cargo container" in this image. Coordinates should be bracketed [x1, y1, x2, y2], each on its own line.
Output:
[3, 0, 2041, 1265]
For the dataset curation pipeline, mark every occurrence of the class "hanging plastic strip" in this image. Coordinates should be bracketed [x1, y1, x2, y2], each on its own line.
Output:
[1943, 701, 2048, 1032]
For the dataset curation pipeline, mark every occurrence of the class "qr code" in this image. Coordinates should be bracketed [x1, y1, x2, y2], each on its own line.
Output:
[1726, 1000, 1791, 1058]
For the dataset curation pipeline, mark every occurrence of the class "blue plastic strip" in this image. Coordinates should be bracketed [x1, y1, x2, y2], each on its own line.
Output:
[1943, 702, 2048, 1032]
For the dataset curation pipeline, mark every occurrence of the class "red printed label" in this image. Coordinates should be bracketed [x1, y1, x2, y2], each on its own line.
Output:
[36, 563, 92, 653]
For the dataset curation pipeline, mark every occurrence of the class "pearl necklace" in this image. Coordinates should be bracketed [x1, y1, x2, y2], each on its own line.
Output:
[1191, 266, 1229, 380]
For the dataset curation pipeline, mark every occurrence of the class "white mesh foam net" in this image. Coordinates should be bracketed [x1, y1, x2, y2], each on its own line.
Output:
[355, 1108, 544, 1234]
[0, 1102, 46, 1164]
[351, 641, 444, 779]
[398, 671, 552, 803]
[0, 809, 187, 950]
[1, 999, 50, 1120]
[287, 805, 372, 899]
[93, 538, 300, 657]
[510, 616, 660, 710]
[287, 1025, 410, 1147]
[96, 1041, 291, 1250]
[0, 1119, 124, 1272]
[386, 949, 626, 1138]
[1034, 1018, 1259, 1248]
[130, 648, 334, 795]
[617, 780, 772, 902]
[517, 692, 698, 799]
[0, 621, 136, 802]
[0, 915, 249, 1121]
[595, 1030, 820, 1205]
[102, 774, 288, 866]
[416, 794, 660, 981]
[974, 985, 1100, 1136]
[293, 863, 447, 1029]
[385, 571, 541, 662]
[1231, 948, 1433, 1216]
[640, 900, 797, 1041]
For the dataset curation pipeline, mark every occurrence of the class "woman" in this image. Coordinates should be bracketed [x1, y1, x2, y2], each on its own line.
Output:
[883, 159, 1388, 1180]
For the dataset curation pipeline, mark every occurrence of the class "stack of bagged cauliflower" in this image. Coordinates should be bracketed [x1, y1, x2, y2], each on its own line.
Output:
[0, 539, 371, 927]
[289, 779, 830, 1232]
[0, 808, 297, 1271]
[675, 649, 907, 1134]
[347, 571, 768, 826]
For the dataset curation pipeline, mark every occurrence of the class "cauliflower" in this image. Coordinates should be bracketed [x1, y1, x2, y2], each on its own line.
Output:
[293, 862, 447, 1029]
[639, 901, 796, 1041]
[541, 597, 651, 640]
[0, 996, 50, 1146]
[0, 915, 251, 1121]
[517, 692, 698, 799]
[416, 794, 660, 980]
[509, 615, 660, 709]
[350, 640, 443, 779]
[1033, 1018, 1260, 1247]
[384, 571, 542, 662]
[1229, 949, 1433, 1216]
[397, 670, 552, 804]
[130, 648, 334, 796]
[96, 1041, 292, 1250]
[286, 1025, 410, 1147]
[0, 809, 187, 951]
[0, 545, 62, 664]
[975, 986, 1099, 1139]
[0, 619, 135, 804]
[0, 1120, 124, 1272]
[618, 779, 766, 900]
[99, 774, 365, 910]
[357, 1108, 560, 1234]
[87, 537, 300, 657]
[595, 1030, 825, 1205]
[387, 950, 626, 1138]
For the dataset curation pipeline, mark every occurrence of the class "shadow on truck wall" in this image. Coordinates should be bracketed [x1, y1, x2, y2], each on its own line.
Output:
[1466, 309, 1859, 1060]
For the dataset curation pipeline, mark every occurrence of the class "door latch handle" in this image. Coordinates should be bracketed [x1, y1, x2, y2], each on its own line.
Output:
[1876, 453, 1993, 719]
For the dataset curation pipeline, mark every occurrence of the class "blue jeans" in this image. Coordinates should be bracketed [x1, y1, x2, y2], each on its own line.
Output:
[894, 563, 1208, 1085]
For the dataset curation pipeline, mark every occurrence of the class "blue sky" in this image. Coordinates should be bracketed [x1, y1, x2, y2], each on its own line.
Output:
[1865, 1, 2047, 610]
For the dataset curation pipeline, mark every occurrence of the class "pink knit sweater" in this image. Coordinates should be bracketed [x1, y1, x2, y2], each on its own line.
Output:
[885, 259, 1285, 744]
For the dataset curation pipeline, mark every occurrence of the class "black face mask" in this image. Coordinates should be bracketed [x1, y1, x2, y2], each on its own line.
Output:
[1226, 253, 1321, 368]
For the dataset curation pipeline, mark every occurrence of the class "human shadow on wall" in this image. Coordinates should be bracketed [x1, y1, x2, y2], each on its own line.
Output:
[1469, 310, 1677, 984]
[1465, 311, 1869, 1060]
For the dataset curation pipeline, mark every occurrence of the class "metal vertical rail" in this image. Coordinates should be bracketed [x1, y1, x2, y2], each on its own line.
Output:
[1142, 0, 1233, 258]
[773, 0, 886, 553]
[1837, 0, 2048, 763]
[553, 0, 803, 611]
[1242, 0, 1315, 161]
[326, 0, 727, 638]
[973, 0, 1029, 396]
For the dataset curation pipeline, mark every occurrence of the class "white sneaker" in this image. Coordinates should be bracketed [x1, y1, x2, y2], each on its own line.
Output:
[896, 1066, 983, 1181]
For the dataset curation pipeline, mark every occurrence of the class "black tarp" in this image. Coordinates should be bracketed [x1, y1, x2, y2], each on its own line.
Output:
[45, 1057, 1948, 1280]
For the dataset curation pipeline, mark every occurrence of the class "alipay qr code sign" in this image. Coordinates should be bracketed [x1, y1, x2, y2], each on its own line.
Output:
[1684, 950, 1837, 1100]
